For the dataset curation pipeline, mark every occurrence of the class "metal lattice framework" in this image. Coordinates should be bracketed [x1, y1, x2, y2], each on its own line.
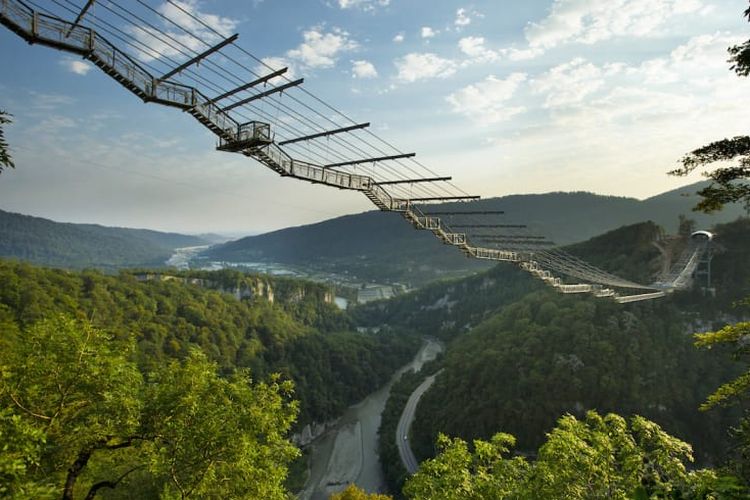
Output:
[0, 0, 710, 303]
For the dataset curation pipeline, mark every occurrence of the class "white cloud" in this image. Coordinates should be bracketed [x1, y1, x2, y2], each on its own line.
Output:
[27, 115, 77, 135]
[28, 92, 75, 111]
[286, 27, 358, 69]
[352, 60, 378, 79]
[393, 32, 405, 43]
[337, 0, 390, 11]
[421, 26, 437, 39]
[158, 0, 238, 37]
[501, 46, 545, 61]
[128, 1, 240, 63]
[395, 53, 457, 82]
[458, 36, 499, 63]
[60, 58, 92, 76]
[532, 58, 610, 108]
[455, 8, 472, 27]
[258, 57, 297, 80]
[525, 0, 704, 50]
[447, 73, 527, 125]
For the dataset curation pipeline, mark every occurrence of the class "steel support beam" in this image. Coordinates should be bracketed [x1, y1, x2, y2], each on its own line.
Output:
[159, 34, 238, 82]
[279, 122, 370, 146]
[450, 224, 525, 228]
[374, 176, 452, 185]
[477, 235, 549, 241]
[420, 210, 505, 216]
[206, 67, 288, 105]
[65, 0, 95, 38]
[324, 153, 416, 169]
[408, 196, 480, 202]
[222, 78, 304, 112]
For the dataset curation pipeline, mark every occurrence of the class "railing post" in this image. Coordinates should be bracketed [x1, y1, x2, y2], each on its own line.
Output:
[31, 11, 38, 37]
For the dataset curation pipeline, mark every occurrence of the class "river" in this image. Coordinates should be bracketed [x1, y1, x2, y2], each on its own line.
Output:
[299, 338, 443, 499]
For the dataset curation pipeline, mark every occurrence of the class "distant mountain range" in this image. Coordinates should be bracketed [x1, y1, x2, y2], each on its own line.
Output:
[0, 209, 210, 270]
[203, 182, 746, 286]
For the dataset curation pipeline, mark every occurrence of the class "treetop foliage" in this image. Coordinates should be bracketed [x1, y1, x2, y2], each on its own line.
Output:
[0, 109, 13, 174]
[0, 315, 300, 499]
[404, 411, 747, 500]
[728, 4, 750, 77]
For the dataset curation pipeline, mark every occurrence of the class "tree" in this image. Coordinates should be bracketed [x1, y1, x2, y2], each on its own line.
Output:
[729, 4, 750, 77]
[0, 316, 300, 499]
[0, 315, 142, 499]
[403, 411, 744, 500]
[329, 484, 393, 500]
[669, 5, 750, 212]
[141, 349, 300, 500]
[694, 300, 750, 482]
[403, 432, 528, 500]
[0, 109, 14, 173]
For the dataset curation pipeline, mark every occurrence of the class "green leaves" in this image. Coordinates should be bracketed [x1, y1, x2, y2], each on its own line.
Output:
[728, 5, 750, 77]
[0, 109, 13, 174]
[142, 350, 299, 499]
[404, 411, 744, 500]
[0, 317, 301, 498]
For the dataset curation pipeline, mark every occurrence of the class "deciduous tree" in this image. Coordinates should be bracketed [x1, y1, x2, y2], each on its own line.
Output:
[403, 411, 744, 500]
[0, 316, 300, 499]
[0, 109, 15, 173]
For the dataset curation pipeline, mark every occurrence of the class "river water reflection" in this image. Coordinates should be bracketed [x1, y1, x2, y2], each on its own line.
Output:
[300, 339, 442, 499]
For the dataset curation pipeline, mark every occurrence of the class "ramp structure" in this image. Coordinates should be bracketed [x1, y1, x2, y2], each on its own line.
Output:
[0, 0, 712, 302]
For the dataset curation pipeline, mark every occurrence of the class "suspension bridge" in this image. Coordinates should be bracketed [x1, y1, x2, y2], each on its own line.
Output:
[0, 0, 714, 303]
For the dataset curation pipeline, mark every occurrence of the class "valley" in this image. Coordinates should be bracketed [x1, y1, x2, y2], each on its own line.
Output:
[1, 0, 749, 497]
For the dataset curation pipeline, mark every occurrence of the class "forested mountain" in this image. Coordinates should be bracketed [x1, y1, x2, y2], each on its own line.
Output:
[0, 262, 418, 427]
[204, 182, 745, 286]
[0, 209, 209, 269]
[359, 218, 750, 475]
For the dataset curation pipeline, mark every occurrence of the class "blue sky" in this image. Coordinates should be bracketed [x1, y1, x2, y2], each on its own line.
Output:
[0, 0, 748, 234]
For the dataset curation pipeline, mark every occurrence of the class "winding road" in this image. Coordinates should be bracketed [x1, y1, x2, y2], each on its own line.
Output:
[396, 370, 443, 474]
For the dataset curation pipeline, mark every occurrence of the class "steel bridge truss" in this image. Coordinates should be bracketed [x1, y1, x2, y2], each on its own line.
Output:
[0, 0, 704, 303]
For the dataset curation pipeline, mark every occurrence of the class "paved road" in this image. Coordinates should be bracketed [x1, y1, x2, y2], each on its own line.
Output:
[396, 370, 442, 474]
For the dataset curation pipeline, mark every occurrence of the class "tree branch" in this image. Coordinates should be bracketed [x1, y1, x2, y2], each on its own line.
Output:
[6, 390, 52, 421]
[83, 465, 145, 500]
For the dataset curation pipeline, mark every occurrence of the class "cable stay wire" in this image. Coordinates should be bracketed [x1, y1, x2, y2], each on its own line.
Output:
[7, 0, 690, 302]
[55, 0, 454, 200]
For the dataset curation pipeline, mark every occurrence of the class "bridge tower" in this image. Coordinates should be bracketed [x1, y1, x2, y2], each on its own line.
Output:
[691, 231, 715, 295]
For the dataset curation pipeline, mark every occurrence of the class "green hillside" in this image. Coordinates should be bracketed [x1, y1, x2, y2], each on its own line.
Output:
[362, 219, 750, 474]
[0, 209, 211, 270]
[204, 182, 745, 286]
[0, 261, 419, 427]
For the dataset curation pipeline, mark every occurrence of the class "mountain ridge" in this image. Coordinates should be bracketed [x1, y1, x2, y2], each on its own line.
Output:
[204, 181, 745, 285]
[0, 208, 210, 270]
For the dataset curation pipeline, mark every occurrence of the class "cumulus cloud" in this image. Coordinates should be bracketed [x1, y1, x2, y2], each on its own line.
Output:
[421, 26, 437, 39]
[352, 60, 378, 79]
[447, 73, 527, 125]
[458, 36, 499, 63]
[159, 0, 237, 37]
[337, 0, 390, 10]
[287, 27, 358, 69]
[393, 32, 405, 43]
[532, 58, 614, 108]
[395, 53, 457, 82]
[525, 0, 704, 50]
[258, 57, 297, 80]
[60, 58, 92, 76]
[128, 0, 239, 62]
[455, 8, 472, 27]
